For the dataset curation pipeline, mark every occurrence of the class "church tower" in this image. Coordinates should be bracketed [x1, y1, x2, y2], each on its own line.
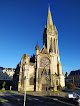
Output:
[43, 6, 58, 54]
[35, 6, 65, 91]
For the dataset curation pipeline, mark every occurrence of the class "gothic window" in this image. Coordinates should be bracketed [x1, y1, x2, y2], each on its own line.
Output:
[56, 80, 58, 85]
[57, 63, 59, 75]
[54, 39, 56, 53]
[49, 38, 53, 52]
[40, 57, 50, 68]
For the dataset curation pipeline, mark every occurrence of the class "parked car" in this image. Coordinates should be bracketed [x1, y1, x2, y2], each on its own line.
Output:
[65, 93, 74, 100]
[73, 95, 80, 105]
[65, 92, 78, 100]
[73, 92, 79, 99]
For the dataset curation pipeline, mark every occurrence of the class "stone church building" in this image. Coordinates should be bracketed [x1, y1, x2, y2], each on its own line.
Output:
[13, 6, 65, 91]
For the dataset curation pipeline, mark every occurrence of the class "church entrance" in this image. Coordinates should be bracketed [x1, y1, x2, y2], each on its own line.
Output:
[40, 69, 51, 91]
[40, 75, 47, 91]
[42, 84, 47, 91]
[38, 56, 51, 91]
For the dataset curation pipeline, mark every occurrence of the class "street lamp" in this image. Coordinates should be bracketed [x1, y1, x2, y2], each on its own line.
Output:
[24, 61, 28, 106]
[24, 76, 27, 106]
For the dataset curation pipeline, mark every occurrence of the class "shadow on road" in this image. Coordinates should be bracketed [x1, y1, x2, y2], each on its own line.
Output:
[0, 93, 76, 106]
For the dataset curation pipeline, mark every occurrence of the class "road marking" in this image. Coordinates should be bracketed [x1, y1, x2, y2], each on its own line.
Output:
[35, 98, 39, 100]
[52, 98, 58, 100]
[17, 98, 21, 101]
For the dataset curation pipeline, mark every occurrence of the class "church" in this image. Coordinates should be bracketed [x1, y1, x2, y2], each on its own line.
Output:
[13, 6, 65, 91]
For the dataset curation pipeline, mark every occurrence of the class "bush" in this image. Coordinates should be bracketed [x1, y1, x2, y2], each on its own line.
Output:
[67, 83, 76, 89]
[2, 81, 6, 88]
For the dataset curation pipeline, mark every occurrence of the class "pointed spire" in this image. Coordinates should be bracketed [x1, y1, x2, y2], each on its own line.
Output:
[47, 5, 53, 27]
[22, 54, 23, 58]
[35, 41, 39, 50]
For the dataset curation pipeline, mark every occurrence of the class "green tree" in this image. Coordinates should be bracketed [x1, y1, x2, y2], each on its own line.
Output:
[2, 81, 6, 88]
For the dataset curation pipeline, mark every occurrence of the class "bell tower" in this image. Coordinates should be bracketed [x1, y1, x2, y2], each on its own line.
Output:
[43, 6, 58, 54]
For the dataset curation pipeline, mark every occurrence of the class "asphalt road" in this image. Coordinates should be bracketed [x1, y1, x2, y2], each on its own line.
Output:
[0, 91, 78, 106]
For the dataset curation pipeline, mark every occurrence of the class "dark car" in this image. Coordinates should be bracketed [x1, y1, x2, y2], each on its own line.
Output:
[74, 95, 80, 105]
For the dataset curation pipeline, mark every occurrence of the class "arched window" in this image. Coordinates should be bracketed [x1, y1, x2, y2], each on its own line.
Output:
[56, 80, 58, 85]
[40, 57, 50, 68]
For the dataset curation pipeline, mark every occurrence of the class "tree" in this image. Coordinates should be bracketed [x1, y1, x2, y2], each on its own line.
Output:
[2, 81, 6, 88]
[30, 54, 35, 63]
[67, 83, 76, 89]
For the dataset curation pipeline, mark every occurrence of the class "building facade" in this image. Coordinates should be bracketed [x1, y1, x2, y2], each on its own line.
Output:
[0, 67, 15, 81]
[13, 6, 65, 91]
[13, 54, 35, 91]
[0, 67, 15, 89]
[66, 70, 80, 87]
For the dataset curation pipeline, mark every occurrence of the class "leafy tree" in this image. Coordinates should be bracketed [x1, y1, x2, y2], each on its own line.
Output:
[67, 83, 76, 89]
[2, 81, 6, 88]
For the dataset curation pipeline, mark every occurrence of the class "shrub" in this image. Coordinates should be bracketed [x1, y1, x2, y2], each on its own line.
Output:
[2, 81, 6, 88]
[67, 83, 76, 89]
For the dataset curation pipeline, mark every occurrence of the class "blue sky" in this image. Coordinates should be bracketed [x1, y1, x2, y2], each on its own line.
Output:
[0, 0, 80, 74]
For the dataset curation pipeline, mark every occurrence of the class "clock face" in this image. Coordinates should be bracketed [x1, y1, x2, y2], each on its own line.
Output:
[40, 57, 50, 67]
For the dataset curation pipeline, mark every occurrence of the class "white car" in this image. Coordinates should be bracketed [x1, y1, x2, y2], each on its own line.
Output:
[65, 92, 78, 100]
[65, 93, 74, 100]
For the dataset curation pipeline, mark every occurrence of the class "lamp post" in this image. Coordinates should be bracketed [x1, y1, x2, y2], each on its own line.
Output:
[24, 75, 27, 106]
[24, 62, 28, 106]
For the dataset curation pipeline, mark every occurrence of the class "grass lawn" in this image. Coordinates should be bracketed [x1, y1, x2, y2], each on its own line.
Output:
[0, 98, 8, 101]
[0, 90, 13, 92]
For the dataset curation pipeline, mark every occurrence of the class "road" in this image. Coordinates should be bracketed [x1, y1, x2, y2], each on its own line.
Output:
[0, 91, 78, 106]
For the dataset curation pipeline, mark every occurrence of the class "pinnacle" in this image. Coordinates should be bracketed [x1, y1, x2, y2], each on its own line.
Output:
[35, 41, 39, 50]
[47, 6, 53, 27]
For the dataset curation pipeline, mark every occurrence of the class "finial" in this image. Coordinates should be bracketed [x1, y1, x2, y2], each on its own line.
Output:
[48, 4, 50, 11]
[48, 3, 50, 7]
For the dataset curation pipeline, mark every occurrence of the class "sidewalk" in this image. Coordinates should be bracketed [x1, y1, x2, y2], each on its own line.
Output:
[0, 90, 66, 97]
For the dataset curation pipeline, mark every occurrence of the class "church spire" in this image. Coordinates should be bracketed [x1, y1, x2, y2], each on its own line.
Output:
[35, 41, 39, 50]
[47, 6, 53, 27]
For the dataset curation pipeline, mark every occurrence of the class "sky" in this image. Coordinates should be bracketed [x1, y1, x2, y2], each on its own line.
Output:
[0, 0, 80, 74]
